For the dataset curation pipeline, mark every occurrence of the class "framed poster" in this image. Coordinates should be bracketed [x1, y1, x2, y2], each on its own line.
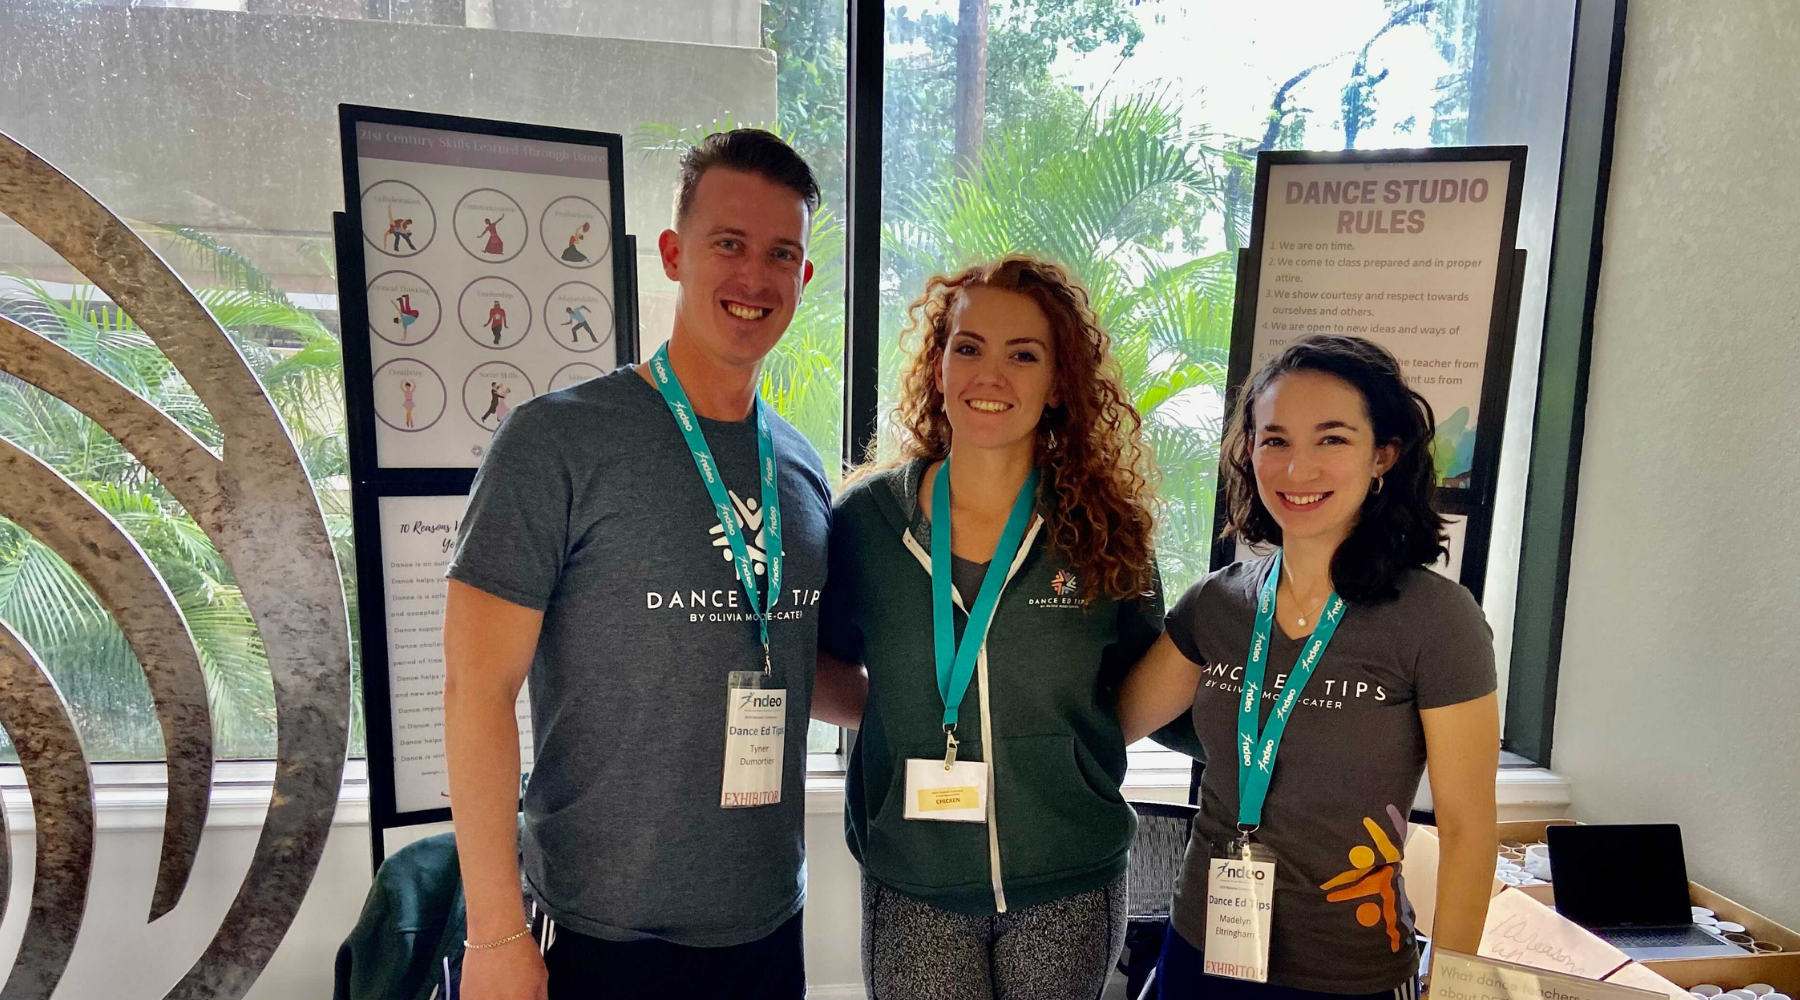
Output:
[364, 492, 534, 820]
[339, 105, 635, 472]
[335, 106, 637, 865]
[1215, 146, 1528, 599]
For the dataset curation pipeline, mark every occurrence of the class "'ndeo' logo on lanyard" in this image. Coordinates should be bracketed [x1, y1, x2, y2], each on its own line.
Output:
[672, 400, 696, 433]
[1274, 691, 1298, 722]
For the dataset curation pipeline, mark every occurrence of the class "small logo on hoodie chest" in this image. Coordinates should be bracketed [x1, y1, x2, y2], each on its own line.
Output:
[1028, 570, 1083, 610]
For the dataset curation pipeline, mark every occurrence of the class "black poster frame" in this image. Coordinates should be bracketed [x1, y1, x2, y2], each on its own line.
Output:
[1211, 145, 1529, 602]
[335, 105, 639, 869]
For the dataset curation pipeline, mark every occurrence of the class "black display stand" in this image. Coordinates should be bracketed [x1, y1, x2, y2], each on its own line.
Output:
[333, 105, 639, 875]
[1208, 146, 1530, 603]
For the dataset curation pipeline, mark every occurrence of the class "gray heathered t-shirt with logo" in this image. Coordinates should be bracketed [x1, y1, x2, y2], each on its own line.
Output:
[446, 367, 831, 948]
[1164, 556, 1495, 993]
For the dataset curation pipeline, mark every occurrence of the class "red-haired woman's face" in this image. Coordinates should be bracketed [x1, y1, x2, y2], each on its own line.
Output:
[1250, 370, 1396, 545]
[935, 286, 1060, 453]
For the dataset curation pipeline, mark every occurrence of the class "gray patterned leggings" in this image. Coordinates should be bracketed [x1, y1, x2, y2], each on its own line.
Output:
[861, 871, 1129, 1000]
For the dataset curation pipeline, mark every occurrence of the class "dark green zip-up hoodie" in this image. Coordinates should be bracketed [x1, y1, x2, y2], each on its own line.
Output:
[822, 459, 1165, 915]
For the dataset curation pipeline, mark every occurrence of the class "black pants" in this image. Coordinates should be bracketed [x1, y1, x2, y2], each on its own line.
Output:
[1155, 924, 1419, 1000]
[544, 910, 805, 999]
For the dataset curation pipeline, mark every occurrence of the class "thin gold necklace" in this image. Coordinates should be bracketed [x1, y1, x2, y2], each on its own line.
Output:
[1282, 563, 1330, 628]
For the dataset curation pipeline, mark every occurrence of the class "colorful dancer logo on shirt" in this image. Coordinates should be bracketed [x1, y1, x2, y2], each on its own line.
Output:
[1319, 812, 1406, 952]
[1051, 569, 1078, 596]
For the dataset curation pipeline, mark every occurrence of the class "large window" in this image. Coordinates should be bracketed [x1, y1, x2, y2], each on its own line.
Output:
[0, 0, 1578, 770]
[0, 0, 848, 762]
[877, 0, 1573, 612]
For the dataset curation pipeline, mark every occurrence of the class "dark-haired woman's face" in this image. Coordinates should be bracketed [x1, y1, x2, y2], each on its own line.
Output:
[936, 287, 1059, 453]
[1250, 370, 1397, 547]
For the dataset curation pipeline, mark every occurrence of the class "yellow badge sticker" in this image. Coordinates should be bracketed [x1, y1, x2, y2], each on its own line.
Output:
[918, 786, 980, 812]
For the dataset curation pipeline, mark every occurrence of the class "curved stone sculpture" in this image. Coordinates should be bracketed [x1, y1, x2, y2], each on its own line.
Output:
[0, 434, 213, 921]
[0, 130, 351, 999]
[0, 622, 95, 1000]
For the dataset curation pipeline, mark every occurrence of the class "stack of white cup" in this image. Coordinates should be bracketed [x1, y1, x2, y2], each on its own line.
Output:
[1496, 841, 1551, 887]
[1693, 907, 1785, 954]
[1688, 984, 1789, 1000]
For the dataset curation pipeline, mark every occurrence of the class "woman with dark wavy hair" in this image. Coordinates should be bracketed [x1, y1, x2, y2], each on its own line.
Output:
[815, 255, 1163, 999]
[1119, 334, 1498, 1000]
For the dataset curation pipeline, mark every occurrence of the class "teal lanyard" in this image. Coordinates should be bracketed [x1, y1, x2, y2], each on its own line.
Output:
[649, 344, 783, 674]
[1238, 550, 1346, 830]
[931, 459, 1040, 740]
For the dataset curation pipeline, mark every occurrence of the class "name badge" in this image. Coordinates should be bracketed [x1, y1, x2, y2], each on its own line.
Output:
[1203, 845, 1277, 982]
[721, 672, 784, 809]
[902, 758, 989, 823]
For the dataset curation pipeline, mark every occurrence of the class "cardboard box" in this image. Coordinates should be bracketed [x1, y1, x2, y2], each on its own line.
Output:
[1603, 962, 1694, 1000]
[1404, 820, 1574, 935]
[1406, 821, 1799, 981]
[1685, 884, 1800, 954]
[1495, 820, 1575, 906]
[1641, 953, 1800, 994]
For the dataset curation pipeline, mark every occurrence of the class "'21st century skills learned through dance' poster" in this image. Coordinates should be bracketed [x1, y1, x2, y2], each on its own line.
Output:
[357, 122, 620, 469]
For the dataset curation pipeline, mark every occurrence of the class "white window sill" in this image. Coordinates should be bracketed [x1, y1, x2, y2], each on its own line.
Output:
[0, 758, 1571, 831]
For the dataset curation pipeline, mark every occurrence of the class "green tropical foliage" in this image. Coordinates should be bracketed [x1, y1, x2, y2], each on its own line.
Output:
[879, 93, 1242, 590]
[0, 0, 1483, 766]
[0, 229, 358, 761]
[643, 88, 1243, 594]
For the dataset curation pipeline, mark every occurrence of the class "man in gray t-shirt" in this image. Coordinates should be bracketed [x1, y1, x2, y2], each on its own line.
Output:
[444, 131, 847, 1000]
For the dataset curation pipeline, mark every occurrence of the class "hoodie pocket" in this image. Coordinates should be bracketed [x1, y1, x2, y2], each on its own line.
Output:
[994, 734, 1135, 880]
[863, 745, 991, 893]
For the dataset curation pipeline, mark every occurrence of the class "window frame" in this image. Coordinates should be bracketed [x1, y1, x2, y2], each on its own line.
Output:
[0, 0, 1623, 787]
[834, 0, 1630, 773]
[1496, 0, 1627, 766]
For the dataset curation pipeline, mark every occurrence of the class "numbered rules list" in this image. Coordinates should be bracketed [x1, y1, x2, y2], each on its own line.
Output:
[1253, 157, 1514, 490]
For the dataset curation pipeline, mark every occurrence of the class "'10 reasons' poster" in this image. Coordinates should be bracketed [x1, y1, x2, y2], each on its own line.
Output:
[356, 121, 621, 469]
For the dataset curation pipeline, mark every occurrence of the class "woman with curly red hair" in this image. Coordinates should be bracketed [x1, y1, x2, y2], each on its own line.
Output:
[816, 255, 1163, 999]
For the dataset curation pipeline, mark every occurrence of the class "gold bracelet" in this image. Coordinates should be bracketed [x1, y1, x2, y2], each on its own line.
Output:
[464, 927, 532, 951]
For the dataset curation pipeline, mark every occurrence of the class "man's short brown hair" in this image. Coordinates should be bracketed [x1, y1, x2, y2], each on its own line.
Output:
[673, 129, 821, 228]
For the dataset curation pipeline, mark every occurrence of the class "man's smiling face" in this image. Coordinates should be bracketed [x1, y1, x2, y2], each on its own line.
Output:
[660, 167, 814, 370]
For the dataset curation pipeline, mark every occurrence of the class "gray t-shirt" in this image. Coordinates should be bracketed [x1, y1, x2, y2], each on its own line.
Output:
[950, 554, 991, 607]
[447, 367, 831, 947]
[1164, 556, 1495, 993]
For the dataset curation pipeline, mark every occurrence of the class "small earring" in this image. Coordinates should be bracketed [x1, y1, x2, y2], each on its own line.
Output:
[1371, 475, 1384, 495]
[1044, 427, 1059, 450]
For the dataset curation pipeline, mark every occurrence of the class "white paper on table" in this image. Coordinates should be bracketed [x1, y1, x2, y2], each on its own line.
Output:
[1478, 887, 1632, 981]
[1431, 948, 1663, 1000]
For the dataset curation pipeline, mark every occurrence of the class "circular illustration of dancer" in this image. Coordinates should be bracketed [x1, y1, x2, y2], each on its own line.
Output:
[368, 271, 442, 346]
[361, 180, 436, 258]
[548, 362, 607, 393]
[372, 358, 446, 432]
[544, 281, 614, 355]
[540, 195, 611, 269]
[453, 188, 527, 264]
[462, 361, 535, 433]
[458, 276, 532, 350]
